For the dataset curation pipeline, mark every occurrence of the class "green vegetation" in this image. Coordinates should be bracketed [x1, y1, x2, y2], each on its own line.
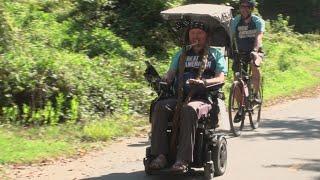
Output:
[262, 15, 320, 99]
[0, 0, 151, 125]
[0, 0, 319, 165]
[0, 125, 78, 164]
[0, 114, 146, 164]
[83, 115, 146, 141]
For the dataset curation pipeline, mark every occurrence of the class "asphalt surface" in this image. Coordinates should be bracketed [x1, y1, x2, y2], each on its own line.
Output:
[6, 97, 320, 180]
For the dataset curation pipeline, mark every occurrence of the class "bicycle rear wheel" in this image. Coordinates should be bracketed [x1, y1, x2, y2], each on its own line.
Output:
[228, 81, 245, 137]
[249, 83, 262, 129]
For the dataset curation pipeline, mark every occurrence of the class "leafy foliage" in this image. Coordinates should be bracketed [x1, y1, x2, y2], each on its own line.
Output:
[0, 1, 153, 125]
[268, 14, 294, 34]
[0, 0, 319, 126]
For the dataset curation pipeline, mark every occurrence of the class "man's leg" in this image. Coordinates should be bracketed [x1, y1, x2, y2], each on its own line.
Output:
[232, 61, 241, 102]
[251, 51, 263, 95]
[176, 100, 211, 163]
[233, 75, 243, 103]
[232, 61, 245, 122]
[251, 64, 261, 94]
[150, 98, 176, 156]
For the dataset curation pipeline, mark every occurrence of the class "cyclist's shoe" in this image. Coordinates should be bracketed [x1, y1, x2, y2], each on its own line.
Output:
[233, 109, 245, 123]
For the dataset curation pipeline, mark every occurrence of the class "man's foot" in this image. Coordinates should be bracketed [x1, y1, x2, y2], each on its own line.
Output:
[149, 154, 167, 170]
[170, 160, 188, 173]
[233, 108, 245, 123]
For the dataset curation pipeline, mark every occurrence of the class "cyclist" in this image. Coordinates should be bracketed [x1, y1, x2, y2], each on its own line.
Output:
[231, 0, 265, 122]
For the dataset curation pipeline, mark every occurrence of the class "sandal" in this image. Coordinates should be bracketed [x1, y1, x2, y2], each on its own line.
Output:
[170, 160, 188, 173]
[149, 154, 167, 170]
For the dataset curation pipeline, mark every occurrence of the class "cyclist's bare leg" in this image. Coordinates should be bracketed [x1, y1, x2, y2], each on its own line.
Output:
[232, 76, 245, 122]
[251, 63, 261, 94]
[233, 76, 242, 103]
[251, 52, 262, 94]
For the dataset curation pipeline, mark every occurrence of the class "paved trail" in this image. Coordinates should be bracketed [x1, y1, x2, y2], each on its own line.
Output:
[5, 97, 320, 180]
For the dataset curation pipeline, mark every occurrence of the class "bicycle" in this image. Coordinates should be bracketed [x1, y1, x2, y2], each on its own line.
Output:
[228, 51, 263, 137]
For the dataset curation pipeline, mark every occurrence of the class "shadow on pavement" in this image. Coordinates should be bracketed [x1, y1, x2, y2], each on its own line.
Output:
[263, 158, 320, 176]
[241, 117, 320, 140]
[83, 170, 207, 180]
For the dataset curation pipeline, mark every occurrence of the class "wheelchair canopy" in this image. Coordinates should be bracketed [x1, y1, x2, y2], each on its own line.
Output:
[161, 4, 234, 57]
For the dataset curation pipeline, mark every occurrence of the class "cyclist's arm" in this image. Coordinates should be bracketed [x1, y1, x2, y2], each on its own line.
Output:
[253, 16, 265, 52]
[253, 32, 263, 52]
[230, 15, 241, 38]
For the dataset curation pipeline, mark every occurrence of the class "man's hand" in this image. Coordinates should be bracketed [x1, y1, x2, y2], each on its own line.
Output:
[161, 70, 176, 83]
[161, 74, 170, 83]
[187, 79, 205, 86]
[250, 51, 262, 67]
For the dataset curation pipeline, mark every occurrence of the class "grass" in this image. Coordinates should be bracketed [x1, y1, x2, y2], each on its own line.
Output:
[262, 32, 320, 101]
[0, 115, 148, 165]
[0, 133, 72, 164]
[82, 115, 147, 141]
[0, 125, 79, 164]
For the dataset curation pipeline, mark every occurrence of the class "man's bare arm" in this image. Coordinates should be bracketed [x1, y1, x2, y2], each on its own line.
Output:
[203, 72, 225, 85]
[253, 32, 263, 51]
[163, 69, 176, 83]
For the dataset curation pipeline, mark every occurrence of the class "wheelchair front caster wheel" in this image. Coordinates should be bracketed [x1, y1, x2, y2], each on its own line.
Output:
[204, 161, 214, 180]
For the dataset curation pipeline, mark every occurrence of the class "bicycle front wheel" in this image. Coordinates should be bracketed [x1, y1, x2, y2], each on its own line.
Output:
[228, 81, 245, 137]
[249, 83, 262, 129]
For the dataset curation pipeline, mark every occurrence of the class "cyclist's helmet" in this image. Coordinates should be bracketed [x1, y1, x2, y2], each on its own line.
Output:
[239, 0, 256, 8]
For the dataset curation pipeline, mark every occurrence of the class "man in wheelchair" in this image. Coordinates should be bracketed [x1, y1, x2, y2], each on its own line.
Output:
[145, 21, 228, 174]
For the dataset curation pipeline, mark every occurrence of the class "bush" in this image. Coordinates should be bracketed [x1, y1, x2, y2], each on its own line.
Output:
[0, 1, 157, 125]
[1, 0, 319, 127]
[268, 14, 294, 34]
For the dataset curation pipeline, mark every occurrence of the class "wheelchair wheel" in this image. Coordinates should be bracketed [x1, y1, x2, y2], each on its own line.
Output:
[212, 137, 227, 176]
[228, 81, 244, 136]
[249, 83, 262, 129]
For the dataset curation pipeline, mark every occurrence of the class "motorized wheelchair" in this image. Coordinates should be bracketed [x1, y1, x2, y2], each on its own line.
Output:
[142, 4, 234, 180]
[143, 61, 227, 179]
